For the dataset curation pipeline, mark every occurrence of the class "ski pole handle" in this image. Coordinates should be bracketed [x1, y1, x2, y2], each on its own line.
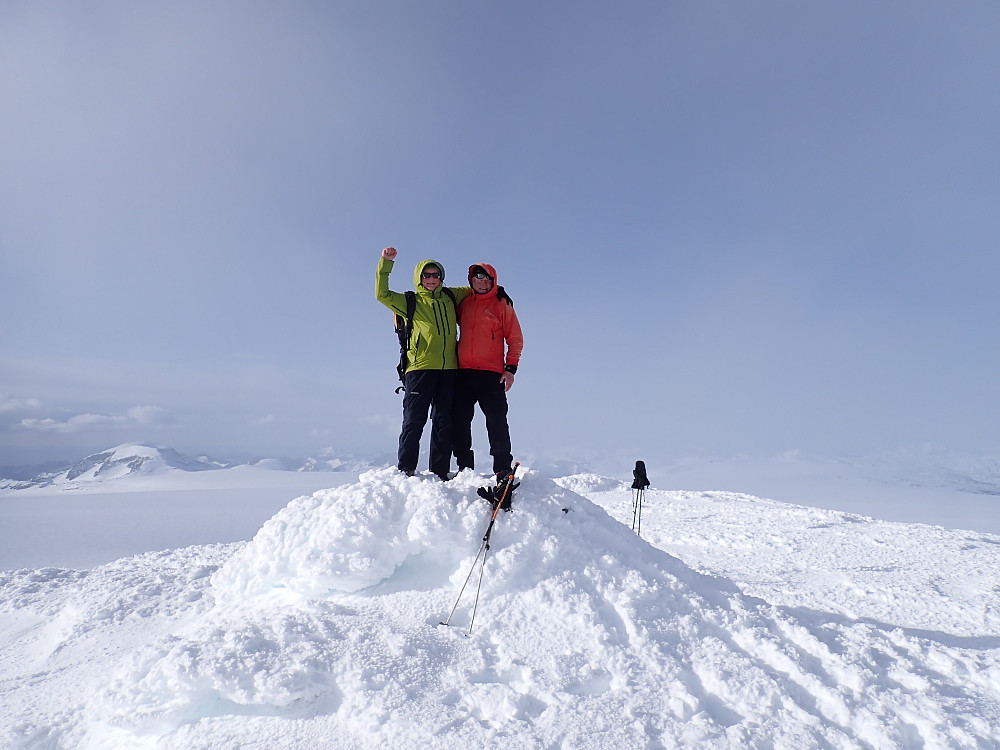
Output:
[494, 462, 520, 514]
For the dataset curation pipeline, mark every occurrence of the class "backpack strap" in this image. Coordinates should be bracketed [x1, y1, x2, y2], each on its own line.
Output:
[394, 291, 417, 392]
[496, 285, 514, 308]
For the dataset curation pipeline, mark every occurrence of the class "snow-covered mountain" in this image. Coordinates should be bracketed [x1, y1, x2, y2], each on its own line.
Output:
[0, 443, 224, 489]
[0, 443, 386, 490]
[66, 443, 221, 480]
[2, 467, 998, 748]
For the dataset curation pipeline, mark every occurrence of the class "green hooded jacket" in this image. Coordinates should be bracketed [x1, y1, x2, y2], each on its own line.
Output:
[376, 257, 472, 372]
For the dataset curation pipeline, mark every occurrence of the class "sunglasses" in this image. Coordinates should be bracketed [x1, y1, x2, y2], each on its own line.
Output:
[421, 271, 442, 279]
[472, 271, 492, 280]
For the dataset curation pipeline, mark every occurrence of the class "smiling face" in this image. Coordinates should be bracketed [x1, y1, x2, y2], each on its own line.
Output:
[470, 267, 494, 294]
[420, 266, 442, 291]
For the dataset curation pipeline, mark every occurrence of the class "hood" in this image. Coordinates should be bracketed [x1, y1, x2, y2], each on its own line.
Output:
[413, 259, 446, 291]
[468, 263, 498, 295]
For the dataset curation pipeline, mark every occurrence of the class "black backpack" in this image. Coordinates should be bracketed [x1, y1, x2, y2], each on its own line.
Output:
[393, 286, 514, 392]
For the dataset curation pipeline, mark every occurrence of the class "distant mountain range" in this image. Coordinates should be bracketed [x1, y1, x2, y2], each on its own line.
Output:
[5, 442, 1000, 503]
[0, 443, 389, 490]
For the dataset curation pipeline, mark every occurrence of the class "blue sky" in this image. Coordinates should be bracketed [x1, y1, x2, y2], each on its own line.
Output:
[2, 1, 999, 465]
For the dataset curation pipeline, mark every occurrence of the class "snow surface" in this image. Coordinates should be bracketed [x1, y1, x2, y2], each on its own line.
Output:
[645, 451, 1000, 536]
[3, 465, 1000, 749]
[0, 466, 355, 570]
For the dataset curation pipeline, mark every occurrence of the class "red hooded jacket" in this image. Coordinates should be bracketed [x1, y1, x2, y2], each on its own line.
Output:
[456, 263, 523, 374]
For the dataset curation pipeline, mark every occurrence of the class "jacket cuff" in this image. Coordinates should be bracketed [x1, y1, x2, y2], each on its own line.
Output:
[504, 364, 518, 374]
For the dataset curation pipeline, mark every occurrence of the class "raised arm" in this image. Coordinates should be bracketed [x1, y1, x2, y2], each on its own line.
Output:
[375, 247, 408, 315]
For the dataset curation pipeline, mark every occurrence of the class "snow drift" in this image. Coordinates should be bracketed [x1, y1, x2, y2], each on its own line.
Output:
[4, 468, 1000, 749]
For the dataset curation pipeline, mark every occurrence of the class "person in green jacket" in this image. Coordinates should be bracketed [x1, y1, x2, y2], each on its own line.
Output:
[376, 247, 471, 479]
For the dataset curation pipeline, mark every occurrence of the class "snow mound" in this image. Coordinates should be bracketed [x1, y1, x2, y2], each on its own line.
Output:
[212, 468, 499, 598]
[60, 469, 1000, 749]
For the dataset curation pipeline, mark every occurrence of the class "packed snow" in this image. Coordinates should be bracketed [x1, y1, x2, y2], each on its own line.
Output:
[3, 459, 1000, 749]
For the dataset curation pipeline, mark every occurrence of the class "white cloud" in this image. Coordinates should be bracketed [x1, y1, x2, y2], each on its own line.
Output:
[0, 396, 42, 413]
[18, 417, 73, 433]
[18, 406, 175, 434]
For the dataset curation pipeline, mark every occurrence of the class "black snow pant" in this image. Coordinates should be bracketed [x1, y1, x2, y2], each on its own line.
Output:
[452, 369, 512, 477]
[398, 369, 456, 477]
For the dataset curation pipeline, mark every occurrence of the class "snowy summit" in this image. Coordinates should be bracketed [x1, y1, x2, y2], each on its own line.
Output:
[2, 466, 999, 748]
[0, 443, 221, 491]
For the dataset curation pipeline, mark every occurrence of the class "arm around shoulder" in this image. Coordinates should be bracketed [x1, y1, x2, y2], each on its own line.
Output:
[447, 285, 473, 305]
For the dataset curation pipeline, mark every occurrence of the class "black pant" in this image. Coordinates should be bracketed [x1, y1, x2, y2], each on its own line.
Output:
[452, 369, 512, 476]
[398, 369, 456, 476]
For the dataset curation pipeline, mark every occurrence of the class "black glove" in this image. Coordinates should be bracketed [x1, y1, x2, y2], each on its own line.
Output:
[478, 477, 519, 511]
[494, 475, 519, 510]
[631, 460, 650, 489]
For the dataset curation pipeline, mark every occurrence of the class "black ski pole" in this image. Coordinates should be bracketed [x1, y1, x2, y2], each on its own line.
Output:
[631, 460, 649, 536]
[440, 463, 519, 634]
[440, 536, 489, 628]
[631, 488, 640, 532]
[439, 484, 509, 630]
[466, 463, 518, 635]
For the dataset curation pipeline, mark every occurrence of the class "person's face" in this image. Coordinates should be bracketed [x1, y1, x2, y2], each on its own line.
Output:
[421, 268, 442, 291]
[471, 270, 493, 294]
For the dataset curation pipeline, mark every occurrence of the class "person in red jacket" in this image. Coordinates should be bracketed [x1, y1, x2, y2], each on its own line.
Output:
[452, 263, 523, 479]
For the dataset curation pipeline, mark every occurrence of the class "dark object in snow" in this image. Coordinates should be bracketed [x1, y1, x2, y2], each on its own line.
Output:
[478, 471, 519, 511]
[631, 460, 650, 490]
[631, 460, 649, 537]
